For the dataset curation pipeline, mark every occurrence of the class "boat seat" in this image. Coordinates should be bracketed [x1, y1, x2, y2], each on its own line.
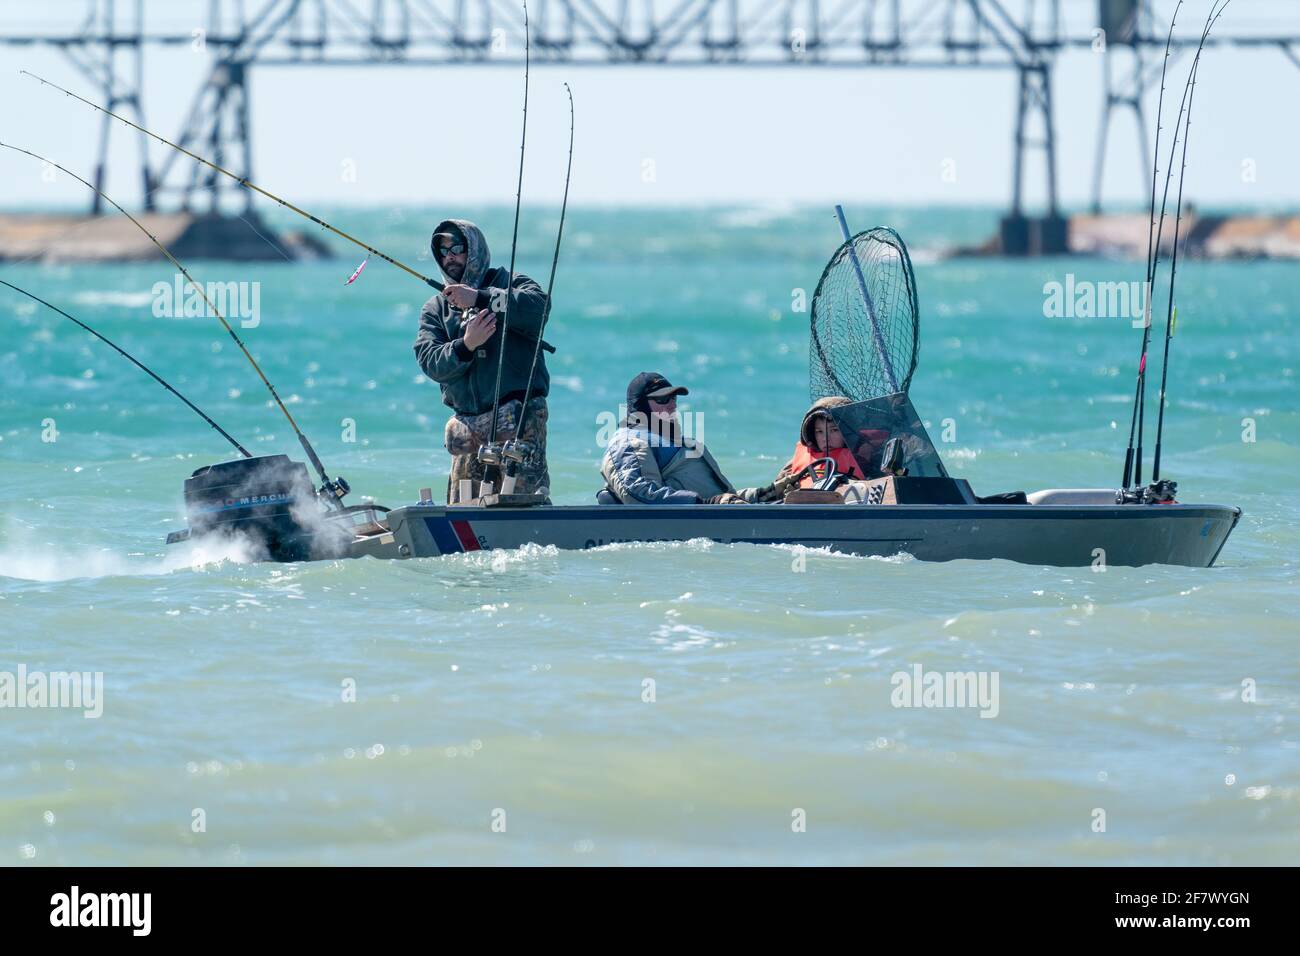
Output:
[595, 488, 621, 505]
[976, 490, 1028, 504]
[1026, 488, 1119, 506]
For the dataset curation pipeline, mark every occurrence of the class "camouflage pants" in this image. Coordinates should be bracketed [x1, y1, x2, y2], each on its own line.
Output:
[444, 397, 550, 503]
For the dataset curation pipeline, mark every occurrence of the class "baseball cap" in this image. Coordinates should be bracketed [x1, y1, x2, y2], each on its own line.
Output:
[627, 372, 689, 412]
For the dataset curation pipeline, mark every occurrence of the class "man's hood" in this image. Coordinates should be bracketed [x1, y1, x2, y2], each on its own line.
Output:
[432, 218, 491, 289]
[799, 395, 854, 449]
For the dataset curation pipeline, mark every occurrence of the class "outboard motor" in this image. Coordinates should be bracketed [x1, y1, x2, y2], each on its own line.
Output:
[166, 454, 347, 561]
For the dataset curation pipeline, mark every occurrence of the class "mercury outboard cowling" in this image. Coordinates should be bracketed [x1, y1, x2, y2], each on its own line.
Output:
[178, 455, 321, 561]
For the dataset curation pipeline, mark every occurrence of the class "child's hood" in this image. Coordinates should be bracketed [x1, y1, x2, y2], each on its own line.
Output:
[799, 395, 854, 449]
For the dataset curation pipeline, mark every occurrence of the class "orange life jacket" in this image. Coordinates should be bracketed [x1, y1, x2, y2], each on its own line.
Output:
[785, 443, 865, 488]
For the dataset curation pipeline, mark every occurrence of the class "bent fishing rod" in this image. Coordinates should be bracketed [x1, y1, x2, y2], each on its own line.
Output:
[1122, 0, 1180, 491]
[486, 0, 531, 459]
[0, 142, 346, 503]
[1154, 2, 1230, 484]
[514, 82, 575, 458]
[0, 280, 251, 458]
[22, 70, 555, 356]
[21, 70, 443, 294]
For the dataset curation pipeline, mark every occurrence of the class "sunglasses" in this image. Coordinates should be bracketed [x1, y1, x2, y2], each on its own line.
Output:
[648, 394, 677, 406]
[436, 242, 466, 258]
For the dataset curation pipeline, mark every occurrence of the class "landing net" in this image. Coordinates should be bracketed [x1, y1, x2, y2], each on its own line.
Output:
[809, 225, 919, 403]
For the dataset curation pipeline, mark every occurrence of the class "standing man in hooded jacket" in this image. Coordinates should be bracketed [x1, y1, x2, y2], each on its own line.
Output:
[414, 218, 552, 502]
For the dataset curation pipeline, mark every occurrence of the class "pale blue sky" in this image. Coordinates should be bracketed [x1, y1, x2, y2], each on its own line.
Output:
[1, 3, 1297, 211]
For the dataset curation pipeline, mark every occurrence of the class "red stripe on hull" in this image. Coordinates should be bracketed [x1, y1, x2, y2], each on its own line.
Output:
[451, 520, 481, 551]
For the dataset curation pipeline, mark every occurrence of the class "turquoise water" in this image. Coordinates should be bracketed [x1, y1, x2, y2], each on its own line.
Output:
[1, 205, 1297, 865]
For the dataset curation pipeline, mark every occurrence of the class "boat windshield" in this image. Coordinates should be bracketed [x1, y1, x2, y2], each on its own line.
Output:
[827, 392, 949, 478]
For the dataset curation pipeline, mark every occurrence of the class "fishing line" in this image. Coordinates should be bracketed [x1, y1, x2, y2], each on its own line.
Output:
[487, 0, 530, 453]
[514, 82, 575, 461]
[0, 280, 251, 458]
[0, 142, 343, 499]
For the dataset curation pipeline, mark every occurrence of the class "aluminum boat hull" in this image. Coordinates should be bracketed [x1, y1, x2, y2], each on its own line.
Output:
[351, 502, 1242, 568]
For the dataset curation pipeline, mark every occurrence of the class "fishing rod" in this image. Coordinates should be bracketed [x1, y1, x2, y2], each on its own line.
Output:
[20, 70, 443, 293]
[1151, 60, 1201, 487]
[507, 82, 576, 490]
[484, 0, 531, 470]
[1134, 8, 1206, 488]
[1124, 1, 1221, 489]
[0, 142, 347, 504]
[0, 280, 251, 458]
[1154, 1, 1229, 483]
[1122, 0, 1181, 491]
[24, 70, 556, 356]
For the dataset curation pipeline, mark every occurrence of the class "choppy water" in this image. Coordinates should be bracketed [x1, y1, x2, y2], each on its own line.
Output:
[2, 205, 1297, 864]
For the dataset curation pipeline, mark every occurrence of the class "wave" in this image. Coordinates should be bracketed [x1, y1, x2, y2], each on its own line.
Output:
[0, 532, 260, 583]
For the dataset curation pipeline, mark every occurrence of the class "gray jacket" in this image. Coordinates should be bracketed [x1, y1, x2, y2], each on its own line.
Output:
[601, 426, 761, 504]
[413, 218, 551, 416]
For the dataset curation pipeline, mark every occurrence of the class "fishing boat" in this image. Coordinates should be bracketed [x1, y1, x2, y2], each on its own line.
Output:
[157, 197, 1240, 569]
[9, 207, 1241, 571]
[5, 206, 1241, 571]
[363, 495, 1239, 568]
[9, 20, 1241, 571]
[157, 385, 1240, 569]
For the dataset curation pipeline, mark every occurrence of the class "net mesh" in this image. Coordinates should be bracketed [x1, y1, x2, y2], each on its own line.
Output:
[809, 226, 920, 403]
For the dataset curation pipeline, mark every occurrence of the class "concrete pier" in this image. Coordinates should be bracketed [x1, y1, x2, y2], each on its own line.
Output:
[0, 211, 333, 263]
[957, 211, 1300, 260]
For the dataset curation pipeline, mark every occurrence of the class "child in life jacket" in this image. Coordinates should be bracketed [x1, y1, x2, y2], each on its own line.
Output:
[776, 396, 871, 489]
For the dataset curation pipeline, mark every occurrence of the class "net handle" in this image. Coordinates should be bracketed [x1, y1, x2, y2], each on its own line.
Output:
[834, 205, 900, 394]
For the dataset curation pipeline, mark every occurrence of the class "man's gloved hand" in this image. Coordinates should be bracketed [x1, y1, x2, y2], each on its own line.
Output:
[704, 492, 749, 505]
[772, 467, 811, 497]
[444, 284, 479, 310]
[732, 484, 783, 503]
[462, 309, 497, 350]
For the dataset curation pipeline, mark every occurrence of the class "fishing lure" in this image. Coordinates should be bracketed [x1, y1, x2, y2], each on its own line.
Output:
[344, 257, 369, 286]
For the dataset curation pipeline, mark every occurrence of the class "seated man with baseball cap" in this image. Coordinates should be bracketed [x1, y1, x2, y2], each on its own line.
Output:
[598, 372, 780, 505]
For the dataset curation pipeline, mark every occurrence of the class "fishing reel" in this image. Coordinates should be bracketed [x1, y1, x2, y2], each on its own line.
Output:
[878, 438, 909, 478]
[501, 439, 533, 467]
[497, 440, 536, 495]
[1149, 478, 1178, 503]
[480, 439, 533, 470]
[317, 475, 351, 510]
[1117, 478, 1178, 505]
[475, 441, 520, 494]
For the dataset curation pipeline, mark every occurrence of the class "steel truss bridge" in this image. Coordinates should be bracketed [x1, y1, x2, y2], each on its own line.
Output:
[3, 1, 1298, 237]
